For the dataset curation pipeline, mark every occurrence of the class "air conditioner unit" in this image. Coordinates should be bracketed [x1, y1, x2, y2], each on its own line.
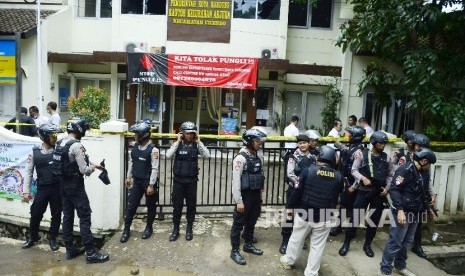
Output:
[150, 46, 166, 54]
[260, 47, 278, 59]
[124, 41, 148, 53]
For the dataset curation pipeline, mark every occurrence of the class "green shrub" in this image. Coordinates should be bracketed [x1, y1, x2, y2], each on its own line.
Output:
[67, 86, 110, 129]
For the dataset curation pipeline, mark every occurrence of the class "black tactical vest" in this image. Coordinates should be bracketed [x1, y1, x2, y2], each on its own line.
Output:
[401, 164, 427, 213]
[240, 151, 265, 191]
[53, 139, 80, 178]
[173, 142, 199, 179]
[358, 149, 389, 187]
[33, 147, 60, 186]
[340, 144, 365, 181]
[291, 154, 316, 177]
[301, 165, 342, 208]
[131, 143, 155, 179]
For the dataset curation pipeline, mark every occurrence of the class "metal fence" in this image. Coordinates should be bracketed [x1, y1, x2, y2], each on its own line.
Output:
[124, 137, 289, 217]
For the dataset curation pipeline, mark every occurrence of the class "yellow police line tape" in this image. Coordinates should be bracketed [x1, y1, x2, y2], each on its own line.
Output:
[1, 123, 463, 146]
[86, 129, 465, 147]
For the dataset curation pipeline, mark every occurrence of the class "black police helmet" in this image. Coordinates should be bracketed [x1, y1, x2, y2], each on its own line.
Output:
[413, 148, 436, 164]
[242, 128, 267, 148]
[180, 121, 197, 133]
[38, 123, 63, 142]
[348, 126, 366, 143]
[413, 134, 430, 148]
[129, 121, 151, 142]
[67, 119, 89, 137]
[317, 145, 336, 166]
[370, 131, 388, 145]
[402, 130, 416, 143]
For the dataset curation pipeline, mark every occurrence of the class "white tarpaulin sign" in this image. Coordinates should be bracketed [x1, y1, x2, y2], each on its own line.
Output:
[0, 141, 37, 200]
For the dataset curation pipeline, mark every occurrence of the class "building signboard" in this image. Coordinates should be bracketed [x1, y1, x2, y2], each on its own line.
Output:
[128, 53, 258, 90]
[167, 0, 231, 43]
[0, 40, 16, 85]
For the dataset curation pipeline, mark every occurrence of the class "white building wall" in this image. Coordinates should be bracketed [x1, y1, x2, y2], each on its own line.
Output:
[0, 125, 126, 232]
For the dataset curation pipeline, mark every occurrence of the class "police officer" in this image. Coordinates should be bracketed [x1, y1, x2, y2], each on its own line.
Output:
[339, 131, 394, 257]
[120, 122, 159, 243]
[379, 148, 437, 276]
[410, 133, 435, 259]
[22, 124, 63, 251]
[330, 125, 365, 236]
[54, 119, 109, 263]
[392, 130, 416, 167]
[166, 121, 210, 241]
[280, 146, 343, 275]
[230, 128, 267, 265]
[279, 133, 319, 254]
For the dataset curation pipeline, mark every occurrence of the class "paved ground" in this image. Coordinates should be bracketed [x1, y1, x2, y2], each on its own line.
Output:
[0, 214, 460, 276]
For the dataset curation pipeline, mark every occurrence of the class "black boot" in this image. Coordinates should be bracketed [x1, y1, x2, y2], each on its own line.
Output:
[411, 245, 427, 258]
[338, 240, 351, 256]
[363, 242, 374, 258]
[230, 246, 246, 265]
[279, 241, 288, 254]
[120, 227, 130, 243]
[142, 226, 153, 240]
[169, 225, 180, 242]
[49, 238, 59, 251]
[186, 223, 193, 241]
[22, 236, 40, 249]
[66, 246, 86, 260]
[86, 248, 110, 264]
[243, 243, 263, 255]
[330, 226, 342, 236]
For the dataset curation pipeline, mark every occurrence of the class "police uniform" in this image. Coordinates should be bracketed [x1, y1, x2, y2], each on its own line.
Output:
[23, 145, 62, 245]
[125, 142, 159, 232]
[340, 147, 394, 257]
[230, 147, 265, 248]
[166, 139, 210, 229]
[281, 148, 317, 246]
[54, 137, 97, 252]
[380, 162, 427, 275]
[281, 162, 342, 276]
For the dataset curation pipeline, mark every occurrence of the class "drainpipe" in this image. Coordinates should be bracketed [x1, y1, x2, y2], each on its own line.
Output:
[37, 0, 43, 113]
[15, 33, 22, 134]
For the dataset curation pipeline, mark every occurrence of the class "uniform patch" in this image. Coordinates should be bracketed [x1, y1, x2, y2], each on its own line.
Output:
[235, 161, 241, 171]
[395, 175, 404, 186]
[153, 152, 159, 159]
[26, 154, 32, 163]
[288, 158, 295, 164]
[80, 146, 86, 153]
[354, 151, 362, 159]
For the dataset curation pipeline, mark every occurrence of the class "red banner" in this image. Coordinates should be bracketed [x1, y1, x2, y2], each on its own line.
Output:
[127, 53, 257, 90]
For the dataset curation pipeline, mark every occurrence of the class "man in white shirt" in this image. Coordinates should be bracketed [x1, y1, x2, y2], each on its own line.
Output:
[29, 106, 49, 128]
[358, 117, 374, 136]
[284, 116, 300, 149]
[46, 101, 61, 127]
[328, 119, 342, 138]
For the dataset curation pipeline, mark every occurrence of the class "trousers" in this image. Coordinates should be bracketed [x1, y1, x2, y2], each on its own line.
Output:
[281, 214, 331, 276]
[230, 189, 261, 247]
[60, 176, 94, 250]
[29, 183, 62, 239]
[172, 180, 197, 225]
[125, 177, 158, 228]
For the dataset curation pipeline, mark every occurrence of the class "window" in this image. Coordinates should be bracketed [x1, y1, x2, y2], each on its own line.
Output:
[288, 0, 332, 28]
[77, 0, 112, 18]
[76, 79, 111, 93]
[233, 0, 280, 20]
[121, 0, 167, 15]
[284, 90, 325, 131]
[0, 85, 15, 118]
